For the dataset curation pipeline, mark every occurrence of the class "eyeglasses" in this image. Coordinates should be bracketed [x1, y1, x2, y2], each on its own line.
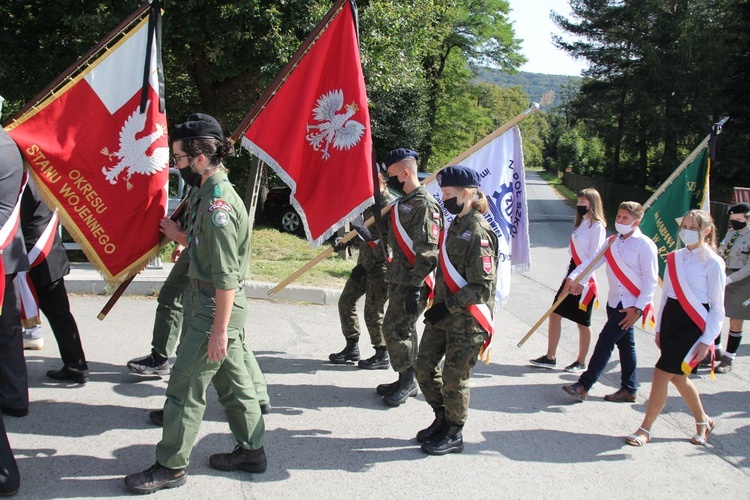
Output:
[170, 154, 190, 166]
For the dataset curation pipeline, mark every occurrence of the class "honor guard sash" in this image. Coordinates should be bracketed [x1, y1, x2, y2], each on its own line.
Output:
[437, 229, 495, 362]
[603, 235, 656, 328]
[390, 202, 434, 292]
[0, 170, 29, 314]
[570, 235, 599, 311]
[19, 209, 59, 326]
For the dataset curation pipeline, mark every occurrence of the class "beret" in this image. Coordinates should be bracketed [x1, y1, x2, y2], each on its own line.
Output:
[729, 202, 750, 214]
[172, 113, 223, 142]
[436, 165, 481, 188]
[383, 148, 419, 168]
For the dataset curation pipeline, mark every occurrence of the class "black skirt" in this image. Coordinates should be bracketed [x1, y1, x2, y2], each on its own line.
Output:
[656, 297, 708, 375]
[552, 259, 595, 327]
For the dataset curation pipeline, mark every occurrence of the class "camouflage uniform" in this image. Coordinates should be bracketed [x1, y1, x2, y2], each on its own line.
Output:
[156, 171, 264, 469]
[338, 190, 395, 347]
[383, 185, 442, 372]
[415, 209, 498, 425]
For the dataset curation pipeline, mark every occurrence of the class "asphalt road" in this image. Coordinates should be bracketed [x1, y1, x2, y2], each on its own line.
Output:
[5, 171, 749, 499]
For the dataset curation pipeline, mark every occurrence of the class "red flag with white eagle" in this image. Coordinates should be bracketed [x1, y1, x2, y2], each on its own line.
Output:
[238, 0, 374, 244]
[4, 2, 168, 284]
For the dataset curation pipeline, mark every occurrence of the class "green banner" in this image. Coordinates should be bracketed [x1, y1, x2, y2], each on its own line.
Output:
[639, 147, 709, 278]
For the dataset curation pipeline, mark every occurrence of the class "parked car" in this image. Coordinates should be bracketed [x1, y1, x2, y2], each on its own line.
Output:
[263, 185, 304, 235]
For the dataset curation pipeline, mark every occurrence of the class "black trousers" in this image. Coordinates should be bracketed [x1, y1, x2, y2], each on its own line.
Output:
[0, 414, 19, 495]
[0, 274, 28, 411]
[34, 277, 87, 370]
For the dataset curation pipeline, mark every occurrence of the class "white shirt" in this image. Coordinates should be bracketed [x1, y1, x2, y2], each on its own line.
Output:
[569, 219, 606, 261]
[569, 227, 659, 310]
[657, 246, 726, 344]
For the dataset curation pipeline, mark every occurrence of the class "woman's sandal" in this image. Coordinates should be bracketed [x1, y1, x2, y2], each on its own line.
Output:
[625, 427, 651, 447]
[690, 419, 716, 445]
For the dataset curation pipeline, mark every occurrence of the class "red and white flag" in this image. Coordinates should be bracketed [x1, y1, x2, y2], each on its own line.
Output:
[240, 0, 374, 244]
[4, 3, 168, 283]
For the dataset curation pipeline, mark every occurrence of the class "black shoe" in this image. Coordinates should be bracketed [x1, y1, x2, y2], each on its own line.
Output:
[124, 462, 186, 494]
[421, 423, 464, 455]
[127, 353, 170, 376]
[260, 403, 272, 415]
[376, 380, 399, 396]
[416, 407, 446, 443]
[328, 338, 360, 364]
[529, 355, 556, 369]
[210, 445, 267, 473]
[0, 407, 28, 418]
[47, 366, 89, 384]
[383, 368, 418, 407]
[149, 410, 164, 427]
[358, 347, 390, 370]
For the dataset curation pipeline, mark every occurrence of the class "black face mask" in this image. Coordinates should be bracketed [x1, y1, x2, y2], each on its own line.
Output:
[576, 205, 589, 216]
[443, 196, 464, 215]
[731, 220, 747, 231]
[387, 174, 405, 193]
[179, 165, 202, 187]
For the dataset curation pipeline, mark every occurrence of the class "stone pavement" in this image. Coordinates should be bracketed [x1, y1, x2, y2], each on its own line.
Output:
[5, 171, 749, 498]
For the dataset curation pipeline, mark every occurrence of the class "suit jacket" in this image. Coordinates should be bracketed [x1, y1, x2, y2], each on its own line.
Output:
[20, 179, 70, 286]
[0, 129, 29, 276]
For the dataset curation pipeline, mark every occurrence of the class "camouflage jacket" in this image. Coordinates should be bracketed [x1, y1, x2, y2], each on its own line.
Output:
[357, 190, 395, 273]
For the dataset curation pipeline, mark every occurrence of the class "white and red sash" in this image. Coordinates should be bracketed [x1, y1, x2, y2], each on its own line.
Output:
[666, 251, 714, 376]
[18, 209, 60, 326]
[603, 235, 655, 328]
[437, 229, 495, 363]
[569, 235, 599, 311]
[0, 170, 29, 314]
[391, 203, 435, 292]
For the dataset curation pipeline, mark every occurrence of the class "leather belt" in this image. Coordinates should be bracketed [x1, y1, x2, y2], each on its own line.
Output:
[190, 278, 214, 289]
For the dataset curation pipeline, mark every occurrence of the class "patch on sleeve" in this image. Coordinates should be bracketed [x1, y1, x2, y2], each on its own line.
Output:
[208, 200, 232, 213]
[212, 210, 229, 228]
[482, 255, 493, 274]
[480, 238, 489, 247]
[459, 231, 472, 241]
[431, 224, 439, 239]
[399, 204, 413, 213]
[432, 212, 441, 219]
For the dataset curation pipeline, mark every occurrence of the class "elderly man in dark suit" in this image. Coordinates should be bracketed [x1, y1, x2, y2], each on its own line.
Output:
[0, 128, 26, 495]
[20, 179, 88, 384]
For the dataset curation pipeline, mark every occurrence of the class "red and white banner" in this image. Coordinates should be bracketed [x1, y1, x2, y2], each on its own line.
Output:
[240, 1, 374, 245]
[570, 236, 599, 312]
[5, 5, 168, 283]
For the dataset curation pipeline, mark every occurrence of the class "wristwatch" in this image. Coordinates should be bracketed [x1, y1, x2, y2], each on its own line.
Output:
[634, 308, 643, 317]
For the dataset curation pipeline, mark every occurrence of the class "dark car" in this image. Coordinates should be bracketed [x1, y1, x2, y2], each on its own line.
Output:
[262, 185, 304, 235]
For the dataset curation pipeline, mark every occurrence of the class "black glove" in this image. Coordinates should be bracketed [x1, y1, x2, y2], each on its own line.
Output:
[404, 285, 422, 315]
[423, 302, 449, 325]
[332, 237, 352, 253]
[350, 264, 366, 283]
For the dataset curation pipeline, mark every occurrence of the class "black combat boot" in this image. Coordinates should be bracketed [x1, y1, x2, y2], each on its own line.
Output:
[328, 338, 360, 363]
[383, 367, 418, 407]
[358, 347, 389, 370]
[416, 406, 446, 443]
[376, 379, 399, 396]
[421, 422, 464, 455]
[210, 445, 267, 473]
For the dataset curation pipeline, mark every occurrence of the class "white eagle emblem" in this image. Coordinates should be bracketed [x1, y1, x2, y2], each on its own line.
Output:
[305, 89, 365, 160]
[100, 101, 169, 190]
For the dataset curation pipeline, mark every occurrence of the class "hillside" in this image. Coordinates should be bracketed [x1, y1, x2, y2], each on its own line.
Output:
[474, 67, 581, 103]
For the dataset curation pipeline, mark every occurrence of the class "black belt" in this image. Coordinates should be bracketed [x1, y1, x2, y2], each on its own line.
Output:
[190, 279, 214, 289]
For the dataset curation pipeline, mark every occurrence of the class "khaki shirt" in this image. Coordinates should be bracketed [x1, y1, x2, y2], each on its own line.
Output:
[719, 226, 750, 283]
[187, 171, 250, 290]
[386, 185, 443, 287]
[357, 190, 395, 272]
[435, 210, 498, 332]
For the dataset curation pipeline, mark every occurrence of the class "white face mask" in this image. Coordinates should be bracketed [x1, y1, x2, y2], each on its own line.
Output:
[679, 229, 701, 247]
[615, 221, 634, 236]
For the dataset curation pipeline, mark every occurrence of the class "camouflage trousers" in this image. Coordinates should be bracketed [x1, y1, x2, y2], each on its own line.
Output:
[415, 323, 487, 425]
[338, 269, 388, 348]
[382, 283, 428, 372]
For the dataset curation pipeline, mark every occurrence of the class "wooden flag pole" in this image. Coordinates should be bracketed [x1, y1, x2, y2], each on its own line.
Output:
[517, 115, 728, 347]
[267, 91, 555, 296]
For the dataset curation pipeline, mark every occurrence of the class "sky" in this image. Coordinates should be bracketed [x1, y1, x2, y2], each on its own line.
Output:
[506, 0, 587, 76]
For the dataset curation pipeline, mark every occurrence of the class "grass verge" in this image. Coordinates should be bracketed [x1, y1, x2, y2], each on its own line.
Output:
[538, 170, 577, 204]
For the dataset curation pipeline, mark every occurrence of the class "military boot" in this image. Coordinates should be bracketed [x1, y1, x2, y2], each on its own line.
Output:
[358, 347, 389, 370]
[328, 338, 360, 364]
[416, 406, 446, 443]
[383, 367, 418, 407]
[421, 423, 464, 455]
[376, 379, 399, 396]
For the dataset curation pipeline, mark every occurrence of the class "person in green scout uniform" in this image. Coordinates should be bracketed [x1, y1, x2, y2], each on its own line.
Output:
[376, 148, 443, 407]
[415, 165, 498, 455]
[126, 114, 265, 494]
[328, 173, 394, 369]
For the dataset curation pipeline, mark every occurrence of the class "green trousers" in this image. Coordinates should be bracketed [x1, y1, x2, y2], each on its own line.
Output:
[156, 285, 264, 469]
[152, 252, 270, 405]
[382, 284, 427, 372]
[337, 268, 388, 347]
